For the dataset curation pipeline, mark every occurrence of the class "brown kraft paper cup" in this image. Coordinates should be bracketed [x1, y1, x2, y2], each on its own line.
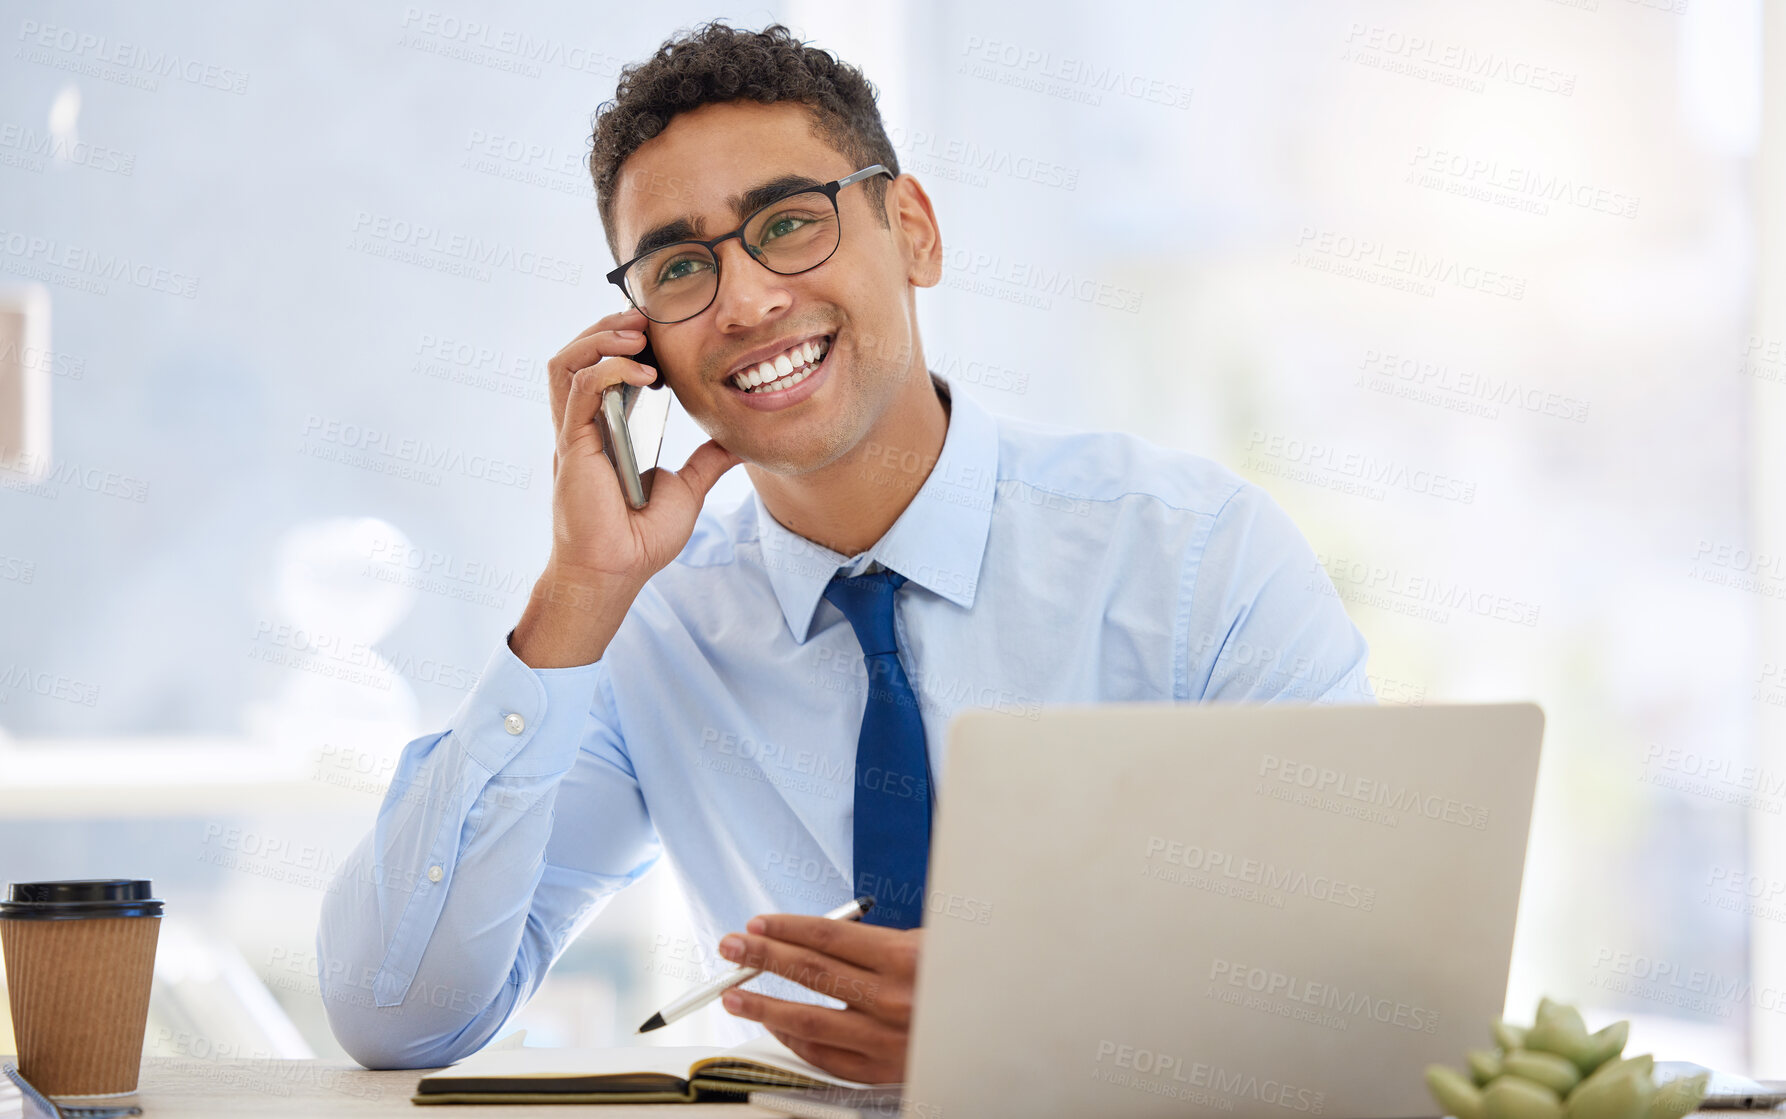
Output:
[1, 879, 163, 1098]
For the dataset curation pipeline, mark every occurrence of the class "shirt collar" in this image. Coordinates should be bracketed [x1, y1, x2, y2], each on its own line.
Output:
[754, 375, 998, 643]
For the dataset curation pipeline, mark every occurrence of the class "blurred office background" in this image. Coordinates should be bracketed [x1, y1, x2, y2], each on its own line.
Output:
[3, 0, 1785, 1074]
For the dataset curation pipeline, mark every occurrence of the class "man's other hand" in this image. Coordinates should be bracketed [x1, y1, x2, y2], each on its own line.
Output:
[717, 913, 921, 1085]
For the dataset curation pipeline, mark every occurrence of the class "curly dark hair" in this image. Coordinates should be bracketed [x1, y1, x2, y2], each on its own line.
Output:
[587, 21, 899, 261]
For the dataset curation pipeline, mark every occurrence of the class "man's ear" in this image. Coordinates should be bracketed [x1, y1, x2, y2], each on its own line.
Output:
[888, 174, 942, 288]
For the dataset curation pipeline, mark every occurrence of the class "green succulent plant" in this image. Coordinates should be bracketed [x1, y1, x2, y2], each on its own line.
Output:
[1426, 998, 1707, 1119]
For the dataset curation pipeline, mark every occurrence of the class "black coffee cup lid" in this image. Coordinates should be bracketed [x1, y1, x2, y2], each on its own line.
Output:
[1, 879, 164, 920]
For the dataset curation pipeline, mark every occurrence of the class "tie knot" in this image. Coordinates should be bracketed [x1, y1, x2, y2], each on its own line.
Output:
[823, 570, 907, 657]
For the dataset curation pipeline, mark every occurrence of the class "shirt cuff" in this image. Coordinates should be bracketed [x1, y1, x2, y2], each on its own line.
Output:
[453, 633, 604, 778]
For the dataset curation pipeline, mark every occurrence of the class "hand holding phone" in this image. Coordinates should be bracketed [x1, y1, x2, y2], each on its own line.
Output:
[598, 335, 671, 509]
[539, 310, 740, 594]
[522, 311, 740, 668]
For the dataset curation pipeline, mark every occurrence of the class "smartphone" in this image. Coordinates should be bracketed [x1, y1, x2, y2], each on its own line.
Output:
[599, 333, 672, 509]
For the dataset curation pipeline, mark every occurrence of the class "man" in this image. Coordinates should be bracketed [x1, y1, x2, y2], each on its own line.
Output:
[317, 21, 1371, 1084]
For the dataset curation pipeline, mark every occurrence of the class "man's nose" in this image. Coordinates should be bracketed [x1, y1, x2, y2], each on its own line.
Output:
[710, 237, 792, 329]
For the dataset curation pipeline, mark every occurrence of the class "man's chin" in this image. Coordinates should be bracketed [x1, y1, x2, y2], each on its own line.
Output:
[698, 390, 871, 477]
[730, 430, 859, 479]
[737, 448, 839, 477]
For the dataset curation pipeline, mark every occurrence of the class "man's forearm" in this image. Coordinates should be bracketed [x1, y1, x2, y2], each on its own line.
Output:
[315, 640, 600, 1068]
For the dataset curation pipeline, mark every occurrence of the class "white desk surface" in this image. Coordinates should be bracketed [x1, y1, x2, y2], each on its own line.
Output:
[7, 1055, 1781, 1117]
[2, 1056, 786, 1117]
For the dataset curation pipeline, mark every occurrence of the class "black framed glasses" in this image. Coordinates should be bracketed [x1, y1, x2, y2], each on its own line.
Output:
[606, 164, 894, 324]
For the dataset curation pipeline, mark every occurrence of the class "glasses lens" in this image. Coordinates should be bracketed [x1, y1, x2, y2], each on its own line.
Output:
[626, 244, 718, 322]
[745, 191, 840, 275]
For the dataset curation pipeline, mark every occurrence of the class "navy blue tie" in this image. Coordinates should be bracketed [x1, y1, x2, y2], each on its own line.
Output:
[823, 570, 932, 929]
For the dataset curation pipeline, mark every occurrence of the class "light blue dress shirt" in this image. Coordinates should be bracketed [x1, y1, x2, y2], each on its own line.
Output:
[316, 376, 1373, 1069]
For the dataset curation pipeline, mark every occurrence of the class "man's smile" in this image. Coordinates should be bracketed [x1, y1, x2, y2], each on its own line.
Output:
[723, 332, 836, 410]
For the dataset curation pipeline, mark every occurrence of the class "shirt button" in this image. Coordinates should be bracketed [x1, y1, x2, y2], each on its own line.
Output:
[503, 712, 525, 735]
[427, 865, 443, 883]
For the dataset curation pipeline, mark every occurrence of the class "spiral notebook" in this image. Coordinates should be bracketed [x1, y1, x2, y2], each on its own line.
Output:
[411, 1035, 883, 1105]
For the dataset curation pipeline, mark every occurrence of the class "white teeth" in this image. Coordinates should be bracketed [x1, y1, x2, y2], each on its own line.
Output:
[733, 336, 830, 392]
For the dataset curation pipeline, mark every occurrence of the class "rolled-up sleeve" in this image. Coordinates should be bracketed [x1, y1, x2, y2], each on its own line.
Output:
[316, 635, 659, 1069]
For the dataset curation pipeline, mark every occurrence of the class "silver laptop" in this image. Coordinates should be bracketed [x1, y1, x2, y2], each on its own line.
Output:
[893, 701, 1544, 1119]
[752, 703, 1543, 1118]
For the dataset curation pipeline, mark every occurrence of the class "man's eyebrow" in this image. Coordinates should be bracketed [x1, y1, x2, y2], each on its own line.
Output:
[629, 173, 828, 260]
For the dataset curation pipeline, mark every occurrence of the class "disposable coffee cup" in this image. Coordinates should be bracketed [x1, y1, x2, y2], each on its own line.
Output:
[0, 879, 163, 1098]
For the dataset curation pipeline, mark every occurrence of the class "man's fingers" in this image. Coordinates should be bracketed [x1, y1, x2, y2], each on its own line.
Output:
[671, 439, 741, 503]
[546, 316, 652, 426]
[549, 323, 651, 386]
[608, 357, 659, 389]
[721, 933, 882, 1012]
[555, 309, 648, 363]
[558, 367, 614, 456]
[721, 988, 901, 1056]
[548, 329, 646, 401]
[567, 307, 647, 344]
[766, 1028, 896, 1088]
[559, 361, 658, 446]
[744, 914, 912, 972]
[553, 347, 655, 402]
